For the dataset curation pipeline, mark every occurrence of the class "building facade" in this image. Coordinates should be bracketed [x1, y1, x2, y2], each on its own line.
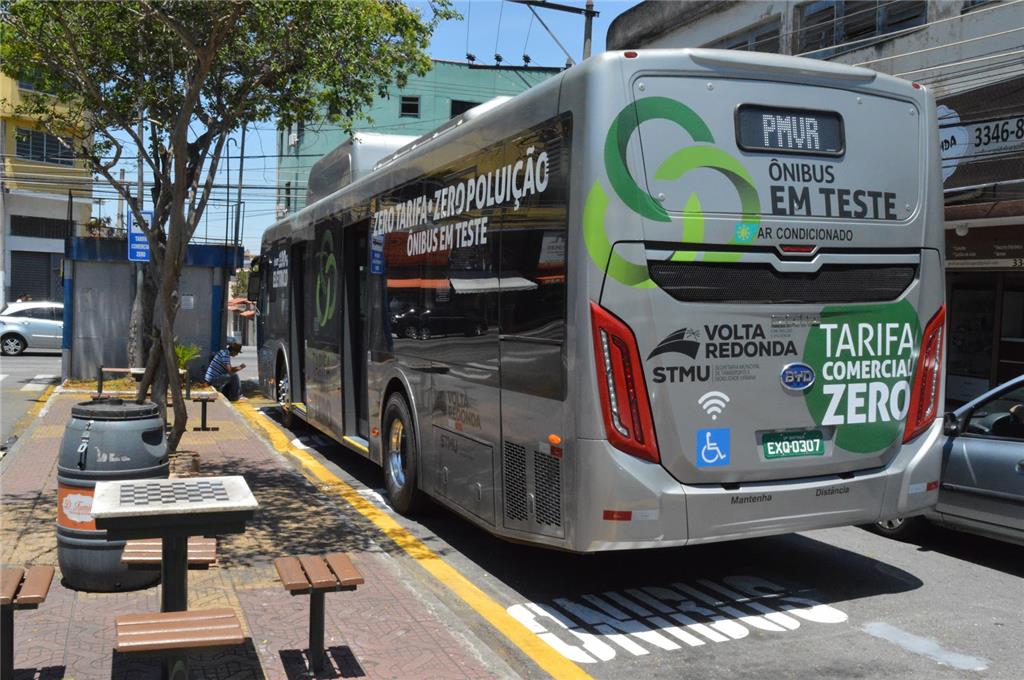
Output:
[608, 0, 1024, 402]
[276, 59, 560, 217]
[0, 74, 93, 307]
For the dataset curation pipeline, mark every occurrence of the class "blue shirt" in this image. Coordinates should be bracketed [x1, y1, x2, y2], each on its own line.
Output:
[205, 349, 232, 382]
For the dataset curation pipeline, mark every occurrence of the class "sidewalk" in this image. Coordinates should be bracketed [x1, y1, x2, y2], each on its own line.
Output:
[0, 391, 503, 679]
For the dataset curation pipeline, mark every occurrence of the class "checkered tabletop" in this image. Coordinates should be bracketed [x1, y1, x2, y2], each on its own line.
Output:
[91, 475, 258, 519]
[120, 479, 230, 507]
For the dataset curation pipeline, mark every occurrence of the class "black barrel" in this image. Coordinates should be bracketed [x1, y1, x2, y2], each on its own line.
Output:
[57, 398, 169, 591]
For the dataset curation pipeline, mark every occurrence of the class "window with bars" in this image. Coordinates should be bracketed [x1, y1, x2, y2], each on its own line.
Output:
[15, 128, 75, 165]
[961, 0, 998, 12]
[10, 215, 73, 239]
[400, 95, 420, 118]
[797, 1, 927, 57]
[709, 17, 782, 53]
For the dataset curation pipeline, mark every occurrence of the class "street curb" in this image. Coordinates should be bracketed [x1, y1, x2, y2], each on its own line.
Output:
[1, 384, 57, 458]
[231, 399, 591, 680]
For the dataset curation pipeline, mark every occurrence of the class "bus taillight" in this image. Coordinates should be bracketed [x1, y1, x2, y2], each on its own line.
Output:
[590, 302, 660, 463]
[903, 305, 946, 443]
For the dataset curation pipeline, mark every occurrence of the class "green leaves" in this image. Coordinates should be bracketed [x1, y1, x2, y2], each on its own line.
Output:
[1, 0, 453, 171]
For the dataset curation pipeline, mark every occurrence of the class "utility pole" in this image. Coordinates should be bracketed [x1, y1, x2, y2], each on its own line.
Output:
[583, 0, 594, 59]
[116, 168, 125, 230]
[233, 125, 246, 252]
[509, 0, 599, 62]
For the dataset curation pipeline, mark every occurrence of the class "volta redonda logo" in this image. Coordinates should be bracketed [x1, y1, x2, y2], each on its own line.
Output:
[584, 97, 762, 288]
[315, 230, 338, 328]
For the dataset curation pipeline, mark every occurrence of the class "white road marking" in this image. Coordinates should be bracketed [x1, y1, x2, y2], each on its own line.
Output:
[508, 575, 848, 664]
[862, 622, 989, 671]
[20, 374, 58, 391]
[0, 374, 7, 384]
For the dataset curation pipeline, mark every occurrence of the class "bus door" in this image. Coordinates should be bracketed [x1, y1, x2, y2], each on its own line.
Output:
[343, 220, 369, 438]
[303, 219, 345, 437]
[288, 242, 306, 406]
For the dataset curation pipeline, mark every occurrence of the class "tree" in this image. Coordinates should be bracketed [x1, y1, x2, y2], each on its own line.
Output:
[230, 269, 249, 299]
[1, 0, 454, 450]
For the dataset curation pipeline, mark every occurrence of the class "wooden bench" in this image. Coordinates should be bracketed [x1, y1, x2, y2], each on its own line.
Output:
[191, 395, 219, 432]
[2, 565, 55, 680]
[114, 608, 244, 653]
[274, 553, 364, 674]
[114, 607, 244, 679]
[122, 537, 217, 568]
[92, 366, 142, 398]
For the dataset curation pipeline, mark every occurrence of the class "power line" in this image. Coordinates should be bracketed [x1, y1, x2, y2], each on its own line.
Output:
[894, 48, 1024, 77]
[853, 24, 1024, 66]
[796, 0, 1024, 58]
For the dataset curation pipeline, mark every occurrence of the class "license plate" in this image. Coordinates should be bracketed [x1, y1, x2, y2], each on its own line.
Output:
[762, 430, 824, 459]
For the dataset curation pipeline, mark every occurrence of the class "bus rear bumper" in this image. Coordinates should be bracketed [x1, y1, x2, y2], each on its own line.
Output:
[573, 420, 943, 552]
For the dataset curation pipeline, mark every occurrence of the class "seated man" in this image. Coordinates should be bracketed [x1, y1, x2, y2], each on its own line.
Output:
[205, 338, 245, 401]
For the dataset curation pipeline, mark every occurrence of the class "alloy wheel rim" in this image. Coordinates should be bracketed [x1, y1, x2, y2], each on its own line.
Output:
[879, 517, 905, 530]
[388, 419, 406, 487]
[277, 375, 290, 406]
[3, 338, 21, 353]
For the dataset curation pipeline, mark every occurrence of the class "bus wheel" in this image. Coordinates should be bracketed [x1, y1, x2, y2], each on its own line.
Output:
[277, 364, 294, 429]
[382, 393, 425, 515]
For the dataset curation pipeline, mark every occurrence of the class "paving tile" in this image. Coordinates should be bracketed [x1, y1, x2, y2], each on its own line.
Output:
[1, 393, 500, 680]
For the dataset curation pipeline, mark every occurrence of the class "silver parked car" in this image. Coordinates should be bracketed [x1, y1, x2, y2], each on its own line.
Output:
[0, 301, 64, 355]
[873, 375, 1024, 546]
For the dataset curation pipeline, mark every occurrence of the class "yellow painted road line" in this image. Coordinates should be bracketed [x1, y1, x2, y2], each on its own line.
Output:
[234, 400, 590, 680]
[6, 384, 57, 443]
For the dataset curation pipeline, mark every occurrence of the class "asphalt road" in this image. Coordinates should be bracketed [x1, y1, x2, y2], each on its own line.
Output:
[0, 350, 61, 449]
[260, 409, 1023, 680]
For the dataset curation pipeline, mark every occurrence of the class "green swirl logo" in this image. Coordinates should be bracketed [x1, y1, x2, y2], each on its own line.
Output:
[585, 97, 762, 287]
[315, 230, 337, 328]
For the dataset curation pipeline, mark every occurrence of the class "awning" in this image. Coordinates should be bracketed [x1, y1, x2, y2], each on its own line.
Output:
[386, 278, 450, 289]
[449, 277, 538, 294]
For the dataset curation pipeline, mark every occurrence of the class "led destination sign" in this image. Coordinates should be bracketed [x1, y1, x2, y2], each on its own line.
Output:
[737, 105, 844, 157]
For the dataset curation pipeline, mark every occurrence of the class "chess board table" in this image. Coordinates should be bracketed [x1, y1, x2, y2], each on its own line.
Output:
[92, 476, 257, 613]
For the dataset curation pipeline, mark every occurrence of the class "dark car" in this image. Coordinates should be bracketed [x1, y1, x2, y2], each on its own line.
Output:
[872, 374, 1024, 546]
[391, 308, 487, 340]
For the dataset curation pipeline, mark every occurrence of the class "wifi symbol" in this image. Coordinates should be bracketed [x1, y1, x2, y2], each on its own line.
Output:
[698, 391, 730, 420]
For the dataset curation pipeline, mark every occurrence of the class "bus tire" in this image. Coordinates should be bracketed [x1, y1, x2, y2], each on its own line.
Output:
[382, 393, 425, 515]
[277, 362, 294, 429]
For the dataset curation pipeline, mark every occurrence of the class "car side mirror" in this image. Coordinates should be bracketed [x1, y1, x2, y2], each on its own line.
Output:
[246, 257, 262, 302]
[943, 411, 961, 436]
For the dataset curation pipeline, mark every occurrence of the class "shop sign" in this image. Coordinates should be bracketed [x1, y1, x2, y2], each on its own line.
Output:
[946, 225, 1024, 269]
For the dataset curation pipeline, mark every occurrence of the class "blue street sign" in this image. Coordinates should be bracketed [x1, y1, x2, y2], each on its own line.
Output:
[369, 232, 385, 274]
[127, 210, 153, 262]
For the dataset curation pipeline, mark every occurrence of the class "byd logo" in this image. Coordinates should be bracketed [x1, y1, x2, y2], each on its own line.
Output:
[780, 362, 815, 392]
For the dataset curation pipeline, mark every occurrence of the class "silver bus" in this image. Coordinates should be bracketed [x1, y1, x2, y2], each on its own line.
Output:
[251, 49, 947, 552]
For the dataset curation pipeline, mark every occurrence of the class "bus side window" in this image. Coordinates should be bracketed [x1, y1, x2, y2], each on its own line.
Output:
[499, 227, 567, 400]
[500, 229, 566, 342]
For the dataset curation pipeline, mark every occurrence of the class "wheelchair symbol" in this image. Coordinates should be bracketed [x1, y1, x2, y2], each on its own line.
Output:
[696, 428, 730, 468]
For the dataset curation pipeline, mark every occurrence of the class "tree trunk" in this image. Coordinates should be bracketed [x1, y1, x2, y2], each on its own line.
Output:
[135, 330, 162, 405]
[161, 290, 188, 452]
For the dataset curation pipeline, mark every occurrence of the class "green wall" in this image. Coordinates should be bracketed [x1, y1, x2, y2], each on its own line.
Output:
[277, 59, 559, 215]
